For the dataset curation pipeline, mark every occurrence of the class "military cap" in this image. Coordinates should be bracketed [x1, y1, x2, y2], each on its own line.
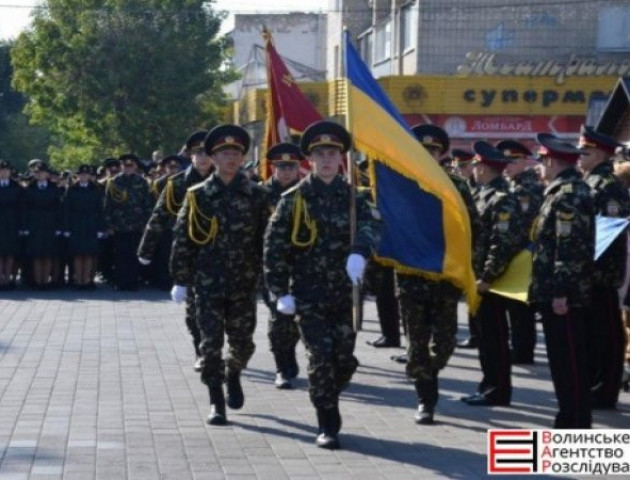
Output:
[28, 158, 44, 169]
[300, 120, 351, 155]
[102, 157, 120, 168]
[472, 141, 512, 171]
[451, 148, 475, 165]
[410, 124, 450, 155]
[495, 140, 532, 159]
[76, 164, 92, 174]
[119, 153, 141, 167]
[266, 142, 303, 165]
[204, 125, 250, 155]
[0, 159, 11, 170]
[578, 125, 620, 155]
[536, 133, 584, 163]
[32, 162, 50, 173]
[160, 154, 183, 168]
[185, 130, 208, 152]
[48, 168, 60, 176]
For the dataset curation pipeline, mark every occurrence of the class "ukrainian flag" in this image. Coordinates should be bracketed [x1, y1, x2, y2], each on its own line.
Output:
[343, 32, 479, 311]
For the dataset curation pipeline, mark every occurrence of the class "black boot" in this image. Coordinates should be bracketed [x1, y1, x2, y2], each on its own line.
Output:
[226, 371, 244, 410]
[273, 353, 291, 389]
[207, 386, 227, 425]
[414, 376, 436, 425]
[315, 407, 340, 449]
[286, 350, 299, 379]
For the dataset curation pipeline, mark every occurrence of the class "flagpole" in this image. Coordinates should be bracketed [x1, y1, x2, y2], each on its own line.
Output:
[341, 27, 362, 333]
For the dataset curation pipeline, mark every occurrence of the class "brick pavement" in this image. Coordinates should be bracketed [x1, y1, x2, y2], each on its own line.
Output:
[0, 288, 628, 479]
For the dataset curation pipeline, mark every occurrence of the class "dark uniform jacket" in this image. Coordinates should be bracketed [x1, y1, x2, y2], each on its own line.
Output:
[262, 176, 299, 210]
[63, 182, 105, 256]
[22, 181, 63, 257]
[104, 173, 153, 233]
[584, 161, 630, 288]
[138, 167, 209, 260]
[529, 167, 595, 306]
[474, 175, 523, 283]
[449, 172, 483, 269]
[170, 172, 269, 298]
[509, 169, 544, 239]
[264, 174, 381, 306]
[0, 179, 23, 256]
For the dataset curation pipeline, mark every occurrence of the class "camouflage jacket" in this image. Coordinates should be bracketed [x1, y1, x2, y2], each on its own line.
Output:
[509, 169, 544, 236]
[529, 167, 595, 306]
[264, 174, 382, 306]
[449, 172, 483, 271]
[170, 171, 269, 297]
[137, 167, 209, 260]
[584, 161, 630, 287]
[103, 173, 153, 232]
[261, 176, 299, 209]
[475, 175, 524, 282]
[150, 175, 169, 201]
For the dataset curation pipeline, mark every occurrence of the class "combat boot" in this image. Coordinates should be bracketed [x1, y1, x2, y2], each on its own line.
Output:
[414, 376, 436, 425]
[273, 353, 291, 389]
[286, 350, 299, 379]
[207, 386, 227, 426]
[226, 371, 244, 410]
[315, 407, 340, 450]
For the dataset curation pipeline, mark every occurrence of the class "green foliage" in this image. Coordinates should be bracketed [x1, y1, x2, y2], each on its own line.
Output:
[11, 0, 237, 169]
[0, 40, 51, 171]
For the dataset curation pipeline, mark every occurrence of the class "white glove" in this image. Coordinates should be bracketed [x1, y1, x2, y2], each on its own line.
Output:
[55, 230, 62, 236]
[97, 232, 105, 239]
[171, 285, 187, 304]
[63, 231, 70, 238]
[22, 230, 30, 236]
[138, 256, 151, 266]
[276, 294, 296, 315]
[345, 253, 366, 286]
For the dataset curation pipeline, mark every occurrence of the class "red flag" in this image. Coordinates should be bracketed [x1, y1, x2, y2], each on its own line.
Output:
[262, 29, 323, 179]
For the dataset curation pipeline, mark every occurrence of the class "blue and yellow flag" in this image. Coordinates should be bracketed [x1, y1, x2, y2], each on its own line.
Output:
[343, 32, 479, 311]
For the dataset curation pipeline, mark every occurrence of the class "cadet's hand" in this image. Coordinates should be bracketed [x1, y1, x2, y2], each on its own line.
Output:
[345, 253, 366, 286]
[476, 280, 490, 293]
[63, 231, 71, 238]
[171, 285, 187, 304]
[138, 257, 151, 266]
[96, 232, 105, 239]
[277, 294, 296, 315]
[55, 230, 62, 237]
[552, 297, 568, 316]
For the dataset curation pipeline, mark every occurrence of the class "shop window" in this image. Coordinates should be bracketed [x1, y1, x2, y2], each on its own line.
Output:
[402, 3, 418, 51]
[375, 20, 391, 62]
[598, 6, 630, 52]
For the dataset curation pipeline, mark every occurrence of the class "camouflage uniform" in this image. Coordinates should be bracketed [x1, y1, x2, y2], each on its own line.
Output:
[507, 169, 544, 364]
[584, 160, 630, 407]
[396, 172, 481, 413]
[471, 175, 523, 404]
[103, 171, 153, 290]
[138, 166, 209, 357]
[170, 171, 269, 390]
[260, 176, 301, 380]
[530, 166, 594, 428]
[264, 174, 381, 409]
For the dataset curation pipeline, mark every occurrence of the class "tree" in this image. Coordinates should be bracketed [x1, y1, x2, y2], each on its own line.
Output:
[11, 0, 236, 169]
[0, 40, 51, 171]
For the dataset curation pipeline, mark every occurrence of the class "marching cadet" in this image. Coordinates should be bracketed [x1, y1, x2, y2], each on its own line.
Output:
[260, 142, 302, 389]
[0, 160, 23, 289]
[170, 125, 269, 426]
[578, 126, 630, 409]
[530, 133, 594, 428]
[394, 124, 481, 424]
[22, 162, 64, 289]
[498, 140, 544, 365]
[138, 130, 211, 370]
[63, 164, 105, 289]
[452, 148, 481, 350]
[462, 141, 523, 407]
[264, 121, 381, 449]
[104, 153, 153, 291]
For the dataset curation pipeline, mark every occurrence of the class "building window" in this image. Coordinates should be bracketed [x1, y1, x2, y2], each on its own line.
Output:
[375, 20, 391, 62]
[401, 3, 418, 51]
[598, 6, 630, 52]
[360, 31, 373, 66]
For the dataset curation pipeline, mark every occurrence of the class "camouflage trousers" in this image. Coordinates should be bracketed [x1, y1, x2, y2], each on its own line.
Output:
[262, 288, 300, 362]
[185, 286, 202, 357]
[396, 275, 459, 381]
[296, 299, 358, 409]
[196, 291, 257, 387]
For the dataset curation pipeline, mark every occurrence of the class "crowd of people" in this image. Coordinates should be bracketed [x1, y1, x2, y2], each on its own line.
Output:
[1, 120, 629, 449]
